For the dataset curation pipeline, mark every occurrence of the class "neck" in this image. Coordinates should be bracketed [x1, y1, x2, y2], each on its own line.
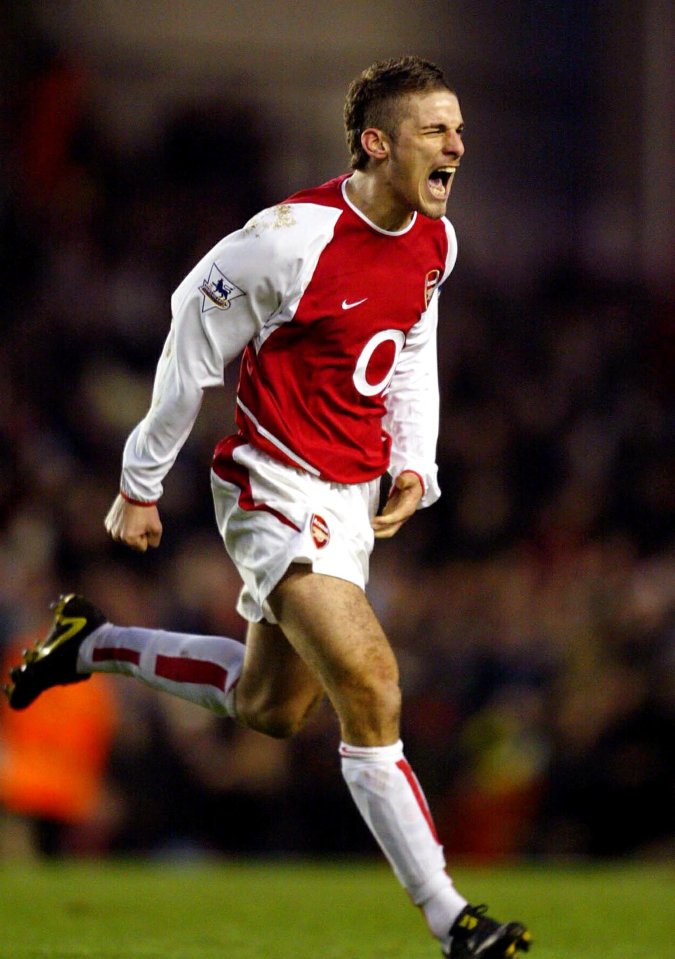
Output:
[345, 171, 413, 232]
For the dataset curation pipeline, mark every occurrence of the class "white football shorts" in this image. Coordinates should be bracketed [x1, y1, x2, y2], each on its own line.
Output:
[211, 441, 381, 623]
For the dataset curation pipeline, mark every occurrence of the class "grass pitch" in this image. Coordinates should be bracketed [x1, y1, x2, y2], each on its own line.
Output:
[0, 859, 672, 958]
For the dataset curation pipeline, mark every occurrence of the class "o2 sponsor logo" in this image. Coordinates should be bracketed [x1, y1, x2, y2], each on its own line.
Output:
[352, 329, 405, 397]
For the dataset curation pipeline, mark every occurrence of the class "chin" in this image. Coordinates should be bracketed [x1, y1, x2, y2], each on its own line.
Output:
[420, 202, 447, 220]
[417, 192, 448, 220]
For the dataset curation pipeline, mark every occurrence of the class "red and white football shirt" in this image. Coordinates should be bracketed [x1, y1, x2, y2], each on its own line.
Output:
[121, 175, 457, 507]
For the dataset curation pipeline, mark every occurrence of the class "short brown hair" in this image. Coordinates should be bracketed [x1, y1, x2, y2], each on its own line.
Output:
[344, 56, 454, 170]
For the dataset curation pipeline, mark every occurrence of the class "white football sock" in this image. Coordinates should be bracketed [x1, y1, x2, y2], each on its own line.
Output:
[78, 623, 244, 718]
[340, 740, 466, 947]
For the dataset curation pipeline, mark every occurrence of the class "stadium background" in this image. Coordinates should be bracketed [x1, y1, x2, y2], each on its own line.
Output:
[0, 1, 672, 862]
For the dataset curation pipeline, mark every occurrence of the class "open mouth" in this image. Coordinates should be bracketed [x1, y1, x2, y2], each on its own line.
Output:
[428, 167, 456, 199]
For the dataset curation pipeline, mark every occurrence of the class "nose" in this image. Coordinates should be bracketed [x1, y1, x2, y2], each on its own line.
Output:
[444, 130, 464, 159]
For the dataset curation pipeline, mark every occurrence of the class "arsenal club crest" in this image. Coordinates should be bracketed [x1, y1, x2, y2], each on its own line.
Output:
[424, 269, 441, 308]
[310, 513, 330, 549]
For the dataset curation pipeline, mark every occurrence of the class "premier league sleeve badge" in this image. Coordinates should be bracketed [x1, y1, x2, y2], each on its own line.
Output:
[200, 262, 246, 312]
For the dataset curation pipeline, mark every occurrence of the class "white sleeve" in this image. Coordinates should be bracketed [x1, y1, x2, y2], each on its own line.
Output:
[441, 217, 458, 282]
[383, 292, 441, 509]
[382, 219, 456, 510]
[120, 203, 340, 503]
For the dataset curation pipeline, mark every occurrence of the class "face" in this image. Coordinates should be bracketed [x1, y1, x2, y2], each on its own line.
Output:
[382, 89, 464, 224]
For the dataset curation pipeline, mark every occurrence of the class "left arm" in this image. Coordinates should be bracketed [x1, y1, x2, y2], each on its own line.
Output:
[383, 290, 442, 496]
[373, 294, 441, 539]
[374, 219, 456, 538]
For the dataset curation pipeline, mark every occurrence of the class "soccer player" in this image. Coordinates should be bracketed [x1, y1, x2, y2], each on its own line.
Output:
[6, 57, 531, 957]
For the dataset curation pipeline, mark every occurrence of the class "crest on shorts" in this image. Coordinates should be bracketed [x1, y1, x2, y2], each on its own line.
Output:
[200, 262, 245, 312]
[424, 269, 441, 308]
[310, 513, 330, 549]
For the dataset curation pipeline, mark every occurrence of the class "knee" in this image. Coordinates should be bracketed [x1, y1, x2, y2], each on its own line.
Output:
[237, 690, 323, 739]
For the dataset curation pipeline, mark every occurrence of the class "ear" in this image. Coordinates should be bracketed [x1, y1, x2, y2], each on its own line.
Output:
[360, 127, 390, 162]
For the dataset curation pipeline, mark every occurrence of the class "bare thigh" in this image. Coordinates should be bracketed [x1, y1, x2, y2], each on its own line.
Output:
[267, 565, 401, 746]
[235, 618, 324, 738]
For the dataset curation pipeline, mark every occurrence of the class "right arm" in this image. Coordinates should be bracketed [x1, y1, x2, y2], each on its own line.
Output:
[107, 209, 293, 550]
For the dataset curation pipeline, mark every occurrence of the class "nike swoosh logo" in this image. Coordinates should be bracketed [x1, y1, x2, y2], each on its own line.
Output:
[341, 297, 368, 310]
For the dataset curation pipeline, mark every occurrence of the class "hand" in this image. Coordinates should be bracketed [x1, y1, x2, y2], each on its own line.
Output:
[372, 471, 423, 540]
[104, 494, 163, 553]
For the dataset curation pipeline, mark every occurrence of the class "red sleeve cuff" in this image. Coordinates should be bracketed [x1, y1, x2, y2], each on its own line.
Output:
[120, 491, 158, 507]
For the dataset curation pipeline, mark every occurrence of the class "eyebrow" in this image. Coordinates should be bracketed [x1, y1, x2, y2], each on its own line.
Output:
[420, 122, 465, 132]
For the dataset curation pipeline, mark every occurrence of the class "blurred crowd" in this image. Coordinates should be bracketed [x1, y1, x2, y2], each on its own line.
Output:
[0, 38, 673, 862]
